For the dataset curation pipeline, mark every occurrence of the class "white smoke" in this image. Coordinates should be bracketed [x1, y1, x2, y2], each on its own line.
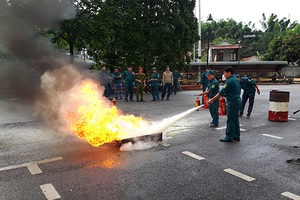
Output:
[119, 141, 159, 151]
[119, 105, 202, 151]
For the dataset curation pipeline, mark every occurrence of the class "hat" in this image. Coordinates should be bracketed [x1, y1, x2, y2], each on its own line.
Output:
[152, 67, 156, 70]
[166, 65, 170, 68]
[234, 74, 240, 78]
[206, 70, 215, 76]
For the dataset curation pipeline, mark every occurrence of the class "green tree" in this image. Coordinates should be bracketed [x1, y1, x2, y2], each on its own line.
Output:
[266, 31, 300, 65]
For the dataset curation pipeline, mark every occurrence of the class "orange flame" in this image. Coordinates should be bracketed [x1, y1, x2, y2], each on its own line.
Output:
[66, 80, 148, 147]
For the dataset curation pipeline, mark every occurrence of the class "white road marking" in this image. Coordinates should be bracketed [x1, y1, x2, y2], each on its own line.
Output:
[215, 126, 226, 130]
[288, 118, 297, 121]
[40, 183, 61, 200]
[262, 134, 283, 139]
[182, 151, 205, 160]
[27, 164, 43, 175]
[281, 191, 300, 200]
[224, 168, 255, 182]
[215, 126, 246, 131]
[0, 157, 63, 173]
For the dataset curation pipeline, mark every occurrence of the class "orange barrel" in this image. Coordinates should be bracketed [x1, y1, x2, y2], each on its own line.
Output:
[195, 96, 200, 111]
[203, 94, 209, 109]
[268, 90, 290, 122]
[218, 97, 226, 115]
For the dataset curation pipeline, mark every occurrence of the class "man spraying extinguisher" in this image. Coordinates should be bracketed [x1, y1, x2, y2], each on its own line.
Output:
[199, 70, 220, 127]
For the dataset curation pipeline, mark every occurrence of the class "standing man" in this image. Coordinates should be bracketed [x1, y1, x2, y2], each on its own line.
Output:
[106, 68, 113, 98]
[99, 65, 110, 100]
[207, 66, 241, 142]
[161, 65, 173, 101]
[200, 66, 211, 103]
[123, 66, 135, 102]
[173, 69, 182, 95]
[238, 75, 260, 119]
[149, 67, 160, 101]
[199, 70, 219, 127]
[112, 68, 123, 100]
[135, 66, 146, 102]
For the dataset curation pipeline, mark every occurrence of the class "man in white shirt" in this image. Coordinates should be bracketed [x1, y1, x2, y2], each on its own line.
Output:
[161, 65, 173, 101]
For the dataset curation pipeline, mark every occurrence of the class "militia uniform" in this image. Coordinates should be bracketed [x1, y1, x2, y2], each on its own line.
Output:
[135, 72, 146, 102]
[150, 67, 160, 101]
[219, 75, 241, 142]
[239, 76, 259, 118]
[206, 71, 220, 127]
[123, 68, 135, 102]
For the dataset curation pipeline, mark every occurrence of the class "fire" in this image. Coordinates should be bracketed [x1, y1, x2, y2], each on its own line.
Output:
[66, 80, 148, 147]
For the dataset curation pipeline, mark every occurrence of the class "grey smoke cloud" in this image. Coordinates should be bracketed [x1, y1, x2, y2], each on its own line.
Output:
[0, 0, 77, 101]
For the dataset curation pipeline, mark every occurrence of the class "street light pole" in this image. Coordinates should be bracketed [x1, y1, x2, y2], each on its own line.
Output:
[197, 0, 201, 83]
[206, 14, 213, 68]
[198, 0, 201, 61]
[237, 39, 242, 72]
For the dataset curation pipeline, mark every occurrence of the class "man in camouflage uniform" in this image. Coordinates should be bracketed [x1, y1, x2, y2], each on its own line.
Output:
[135, 66, 147, 102]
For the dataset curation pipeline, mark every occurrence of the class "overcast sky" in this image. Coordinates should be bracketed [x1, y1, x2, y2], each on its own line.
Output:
[195, 0, 300, 30]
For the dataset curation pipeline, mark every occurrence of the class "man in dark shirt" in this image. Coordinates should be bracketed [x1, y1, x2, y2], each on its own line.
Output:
[123, 66, 135, 102]
[207, 66, 241, 142]
[200, 66, 211, 104]
[112, 68, 122, 100]
[238, 76, 260, 119]
[199, 70, 220, 127]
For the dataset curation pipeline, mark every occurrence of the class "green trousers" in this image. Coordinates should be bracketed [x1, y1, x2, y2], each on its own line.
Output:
[209, 100, 219, 125]
[225, 100, 241, 139]
[136, 84, 144, 100]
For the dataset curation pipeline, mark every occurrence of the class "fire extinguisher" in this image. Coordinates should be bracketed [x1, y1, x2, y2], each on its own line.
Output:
[219, 97, 226, 115]
[203, 94, 209, 109]
[195, 96, 200, 111]
[112, 98, 116, 106]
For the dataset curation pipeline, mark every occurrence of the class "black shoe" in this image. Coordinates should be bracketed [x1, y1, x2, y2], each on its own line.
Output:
[151, 99, 156, 101]
[136, 99, 139, 102]
[125, 99, 128, 102]
[161, 98, 164, 100]
[167, 98, 169, 101]
[233, 137, 240, 141]
[130, 99, 134, 101]
[246, 114, 250, 119]
[220, 137, 233, 142]
[140, 99, 145, 102]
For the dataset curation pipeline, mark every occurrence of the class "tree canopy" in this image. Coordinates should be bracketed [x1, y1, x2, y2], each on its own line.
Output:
[2, 0, 299, 69]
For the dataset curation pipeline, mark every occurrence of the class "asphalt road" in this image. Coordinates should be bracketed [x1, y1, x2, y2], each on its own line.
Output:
[1, 84, 300, 200]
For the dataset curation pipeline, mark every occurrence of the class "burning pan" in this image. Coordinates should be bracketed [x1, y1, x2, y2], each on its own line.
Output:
[114, 133, 163, 147]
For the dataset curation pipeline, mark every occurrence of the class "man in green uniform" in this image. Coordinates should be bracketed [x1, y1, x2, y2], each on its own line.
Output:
[199, 70, 219, 127]
[173, 69, 182, 95]
[150, 67, 160, 101]
[112, 68, 122, 100]
[135, 66, 146, 102]
[99, 65, 111, 100]
[200, 66, 211, 104]
[123, 66, 135, 102]
[207, 66, 241, 142]
[238, 76, 260, 119]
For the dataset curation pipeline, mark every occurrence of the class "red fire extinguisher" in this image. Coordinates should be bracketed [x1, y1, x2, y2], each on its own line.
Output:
[112, 98, 116, 106]
[203, 94, 209, 109]
[219, 97, 226, 115]
[195, 96, 200, 111]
